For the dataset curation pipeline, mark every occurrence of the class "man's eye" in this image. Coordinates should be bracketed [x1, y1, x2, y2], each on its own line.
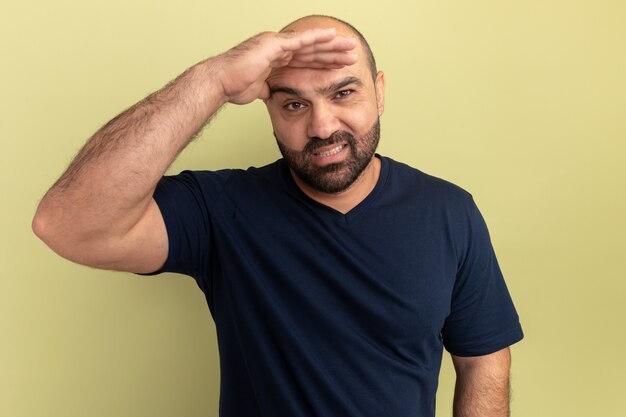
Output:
[284, 102, 305, 111]
[335, 90, 353, 99]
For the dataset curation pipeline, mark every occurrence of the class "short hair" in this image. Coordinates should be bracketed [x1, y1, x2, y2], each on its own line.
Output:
[281, 15, 378, 81]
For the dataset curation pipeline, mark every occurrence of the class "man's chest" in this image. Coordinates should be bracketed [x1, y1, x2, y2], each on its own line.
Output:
[209, 196, 459, 353]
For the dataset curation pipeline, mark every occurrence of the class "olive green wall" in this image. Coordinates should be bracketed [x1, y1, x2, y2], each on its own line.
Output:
[2, 1, 625, 416]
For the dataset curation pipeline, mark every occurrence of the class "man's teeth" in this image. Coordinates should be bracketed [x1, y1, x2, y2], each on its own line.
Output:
[316, 145, 344, 157]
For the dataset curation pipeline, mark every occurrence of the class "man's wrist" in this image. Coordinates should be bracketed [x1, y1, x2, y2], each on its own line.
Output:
[185, 56, 231, 110]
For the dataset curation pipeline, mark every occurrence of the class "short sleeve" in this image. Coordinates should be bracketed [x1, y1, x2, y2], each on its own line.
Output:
[143, 170, 233, 285]
[441, 198, 523, 356]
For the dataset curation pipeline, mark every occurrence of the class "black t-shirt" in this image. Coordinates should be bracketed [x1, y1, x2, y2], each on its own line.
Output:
[151, 155, 523, 417]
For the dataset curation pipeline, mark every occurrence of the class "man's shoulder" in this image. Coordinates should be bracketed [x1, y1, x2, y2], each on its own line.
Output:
[168, 159, 283, 186]
[155, 160, 287, 216]
[382, 156, 473, 204]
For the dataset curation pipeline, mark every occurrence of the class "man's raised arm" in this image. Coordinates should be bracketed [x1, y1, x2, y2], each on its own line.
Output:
[32, 28, 357, 273]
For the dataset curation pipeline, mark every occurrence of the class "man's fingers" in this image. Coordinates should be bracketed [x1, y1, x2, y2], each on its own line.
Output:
[289, 51, 358, 68]
[275, 29, 358, 70]
[279, 28, 335, 49]
[278, 28, 357, 54]
[293, 37, 358, 55]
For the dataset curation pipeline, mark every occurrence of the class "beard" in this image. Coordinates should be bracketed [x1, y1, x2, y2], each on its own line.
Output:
[275, 119, 381, 194]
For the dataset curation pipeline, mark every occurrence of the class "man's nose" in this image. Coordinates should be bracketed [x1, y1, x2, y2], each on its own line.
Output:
[306, 103, 341, 140]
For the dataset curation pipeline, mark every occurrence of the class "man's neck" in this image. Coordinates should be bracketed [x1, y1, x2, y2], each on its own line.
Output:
[291, 156, 381, 214]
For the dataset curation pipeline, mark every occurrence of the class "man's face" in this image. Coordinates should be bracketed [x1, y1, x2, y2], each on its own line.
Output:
[265, 34, 385, 194]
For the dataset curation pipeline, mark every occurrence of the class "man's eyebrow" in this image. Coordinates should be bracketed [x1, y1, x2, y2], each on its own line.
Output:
[316, 76, 363, 94]
[268, 86, 303, 98]
[268, 76, 363, 99]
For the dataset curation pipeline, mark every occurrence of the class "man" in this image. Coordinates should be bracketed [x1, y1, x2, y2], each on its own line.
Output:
[33, 15, 523, 417]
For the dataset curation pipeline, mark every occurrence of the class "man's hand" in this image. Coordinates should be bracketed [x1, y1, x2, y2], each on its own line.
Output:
[216, 28, 357, 105]
[451, 348, 512, 417]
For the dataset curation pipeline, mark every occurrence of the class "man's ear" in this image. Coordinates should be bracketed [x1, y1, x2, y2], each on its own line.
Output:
[375, 71, 386, 116]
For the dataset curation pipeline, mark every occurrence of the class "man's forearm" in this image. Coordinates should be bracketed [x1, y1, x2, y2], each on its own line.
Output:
[452, 348, 511, 417]
[34, 58, 226, 245]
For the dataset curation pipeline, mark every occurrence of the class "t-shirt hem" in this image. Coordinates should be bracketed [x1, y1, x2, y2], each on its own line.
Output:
[444, 323, 524, 357]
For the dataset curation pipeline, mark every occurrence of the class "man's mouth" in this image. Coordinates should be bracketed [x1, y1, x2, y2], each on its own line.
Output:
[313, 144, 346, 157]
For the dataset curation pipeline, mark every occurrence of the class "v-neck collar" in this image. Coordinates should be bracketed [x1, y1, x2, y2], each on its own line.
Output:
[280, 154, 389, 224]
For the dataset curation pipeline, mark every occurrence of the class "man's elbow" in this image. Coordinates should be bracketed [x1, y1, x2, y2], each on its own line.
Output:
[33, 204, 71, 260]
[32, 203, 57, 248]
[32, 202, 92, 264]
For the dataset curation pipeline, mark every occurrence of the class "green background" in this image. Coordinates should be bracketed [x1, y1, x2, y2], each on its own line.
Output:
[2, 1, 625, 416]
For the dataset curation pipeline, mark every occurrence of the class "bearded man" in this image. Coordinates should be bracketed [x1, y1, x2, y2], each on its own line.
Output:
[33, 15, 523, 417]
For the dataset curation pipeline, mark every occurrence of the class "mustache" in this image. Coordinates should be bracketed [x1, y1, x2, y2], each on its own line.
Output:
[303, 131, 356, 155]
